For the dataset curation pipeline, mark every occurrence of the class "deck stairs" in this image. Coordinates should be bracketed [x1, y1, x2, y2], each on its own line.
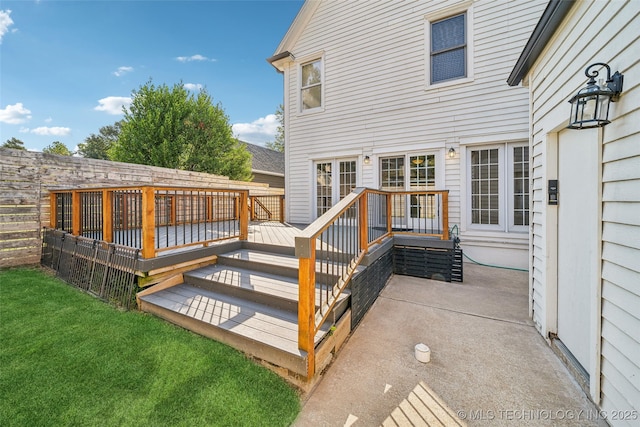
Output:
[137, 244, 352, 380]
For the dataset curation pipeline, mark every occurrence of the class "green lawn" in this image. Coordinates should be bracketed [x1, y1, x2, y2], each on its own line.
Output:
[0, 268, 300, 426]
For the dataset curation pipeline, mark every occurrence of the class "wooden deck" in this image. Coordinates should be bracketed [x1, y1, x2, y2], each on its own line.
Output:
[246, 222, 304, 247]
[137, 243, 350, 379]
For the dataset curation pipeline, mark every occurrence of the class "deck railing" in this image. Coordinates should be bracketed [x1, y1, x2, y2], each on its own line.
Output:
[50, 186, 249, 259]
[296, 188, 448, 377]
[249, 195, 285, 222]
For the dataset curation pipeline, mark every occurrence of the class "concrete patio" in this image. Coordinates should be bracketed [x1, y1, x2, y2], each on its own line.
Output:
[294, 263, 607, 426]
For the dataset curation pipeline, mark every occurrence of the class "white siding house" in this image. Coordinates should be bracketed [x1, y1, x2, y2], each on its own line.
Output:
[508, 0, 639, 423]
[269, 0, 547, 269]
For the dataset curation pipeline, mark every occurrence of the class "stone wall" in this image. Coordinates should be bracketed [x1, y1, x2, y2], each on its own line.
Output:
[0, 148, 283, 267]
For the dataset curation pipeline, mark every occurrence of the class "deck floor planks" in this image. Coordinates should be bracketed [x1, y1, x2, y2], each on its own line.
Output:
[188, 265, 300, 301]
[141, 284, 302, 355]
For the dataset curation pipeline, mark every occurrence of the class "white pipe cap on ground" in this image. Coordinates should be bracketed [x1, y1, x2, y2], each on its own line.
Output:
[415, 343, 431, 363]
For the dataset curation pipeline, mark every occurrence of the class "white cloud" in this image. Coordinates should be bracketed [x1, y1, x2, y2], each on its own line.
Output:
[29, 126, 71, 136]
[94, 96, 131, 115]
[0, 10, 14, 44]
[232, 114, 278, 145]
[113, 66, 133, 77]
[184, 83, 203, 91]
[176, 54, 214, 63]
[0, 102, 32, 124]
[44, 117, 52, 123]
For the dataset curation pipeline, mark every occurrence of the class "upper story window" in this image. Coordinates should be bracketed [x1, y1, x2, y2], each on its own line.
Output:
[301, 59, 322, 111]
[430, 13, 466, 84]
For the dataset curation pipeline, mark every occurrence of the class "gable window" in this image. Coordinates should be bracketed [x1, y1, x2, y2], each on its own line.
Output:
[430, 13, 466, 84]
[301, 59, 322, 111]
[467, 143, 529, 232]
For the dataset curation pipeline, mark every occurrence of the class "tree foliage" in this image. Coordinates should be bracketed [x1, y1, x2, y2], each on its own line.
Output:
[110, 81, 252, 181]
[1, 137, 27, 150]
[43, 141, 72, 156]
[265, 104, 284, 152]
[77, 121, 121, 160]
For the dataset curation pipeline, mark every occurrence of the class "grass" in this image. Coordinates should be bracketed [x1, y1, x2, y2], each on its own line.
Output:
[0, 268, 300, 426]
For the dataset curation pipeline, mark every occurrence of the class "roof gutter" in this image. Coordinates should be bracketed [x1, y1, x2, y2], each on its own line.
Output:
[507, 0, 575, 86]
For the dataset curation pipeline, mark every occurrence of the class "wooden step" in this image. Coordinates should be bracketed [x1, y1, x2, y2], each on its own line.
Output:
[185, 265, 300, 312]
[217, 248, 348, 283]
[184, 264, 352, 321]
[216, 248, 301, 278]
[138, 284, 310, 376]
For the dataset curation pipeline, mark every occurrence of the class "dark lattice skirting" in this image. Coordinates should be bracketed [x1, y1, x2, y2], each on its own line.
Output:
[350, 238, 463, 328]
[393, 237, 463, 283]
[350, 249, 393, 329]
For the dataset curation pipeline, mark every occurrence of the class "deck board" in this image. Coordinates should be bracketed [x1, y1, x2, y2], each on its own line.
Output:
[188, 265, 300, 301]
[141, 284, 302, 355]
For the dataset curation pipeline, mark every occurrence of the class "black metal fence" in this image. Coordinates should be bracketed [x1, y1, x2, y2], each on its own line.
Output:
[41, 228, 140, 310]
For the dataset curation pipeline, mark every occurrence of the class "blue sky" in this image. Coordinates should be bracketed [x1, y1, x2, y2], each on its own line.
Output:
[0, 0, 303, 152]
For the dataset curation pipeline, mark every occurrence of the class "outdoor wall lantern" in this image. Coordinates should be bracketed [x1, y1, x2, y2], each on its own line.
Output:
[363, 155, 371, 165]
[448, 147, 456, 158]
[567, 62, 624, 129]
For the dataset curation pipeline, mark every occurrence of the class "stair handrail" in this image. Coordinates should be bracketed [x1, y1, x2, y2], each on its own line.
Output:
[296, 188, 368, 378]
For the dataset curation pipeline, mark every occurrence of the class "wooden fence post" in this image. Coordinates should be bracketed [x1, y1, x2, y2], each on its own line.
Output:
[386, 193, 392, 234]
[141, 187, 156, 259]
[279, 195, 285, 223]
[297, 241, 316, 379]
[442, 191, 449, 240]
[359, 192, 368, 252]
[102, 190, 113, 243]
[239, 191, 249, 240]
[71, 191, 81, 236]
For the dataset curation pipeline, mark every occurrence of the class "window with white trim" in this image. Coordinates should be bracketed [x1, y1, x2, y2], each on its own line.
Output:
[430, 13, 466, 84]
[467, 144, 529, 231]
[301, 59, 322, 111]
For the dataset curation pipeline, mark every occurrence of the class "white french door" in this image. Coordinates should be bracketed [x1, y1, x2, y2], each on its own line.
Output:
[380, 153, 438, 230]
[315, 159, 357, 218]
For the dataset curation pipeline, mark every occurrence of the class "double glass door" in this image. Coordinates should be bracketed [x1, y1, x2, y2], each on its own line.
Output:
[315, 159, 357, 218]
[380, 154, 437, 230]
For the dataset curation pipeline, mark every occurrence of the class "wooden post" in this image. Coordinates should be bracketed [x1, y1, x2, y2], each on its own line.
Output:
[442, 191, 449, 240]
[359, 192, 368, 252]
[386, 192, 392, 234]
[102, 190, 113, 243]
[279, 195, 285, 223]
[141, 187, 156, 259]
[71, 191, 81, 236]
[239, 191, 249, 240]
[49, 192, 57, 228]
[249, 196, 255, 221]
[298, 243, 316, 379]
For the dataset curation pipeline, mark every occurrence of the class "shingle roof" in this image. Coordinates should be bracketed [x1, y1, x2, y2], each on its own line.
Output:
[243, 142, 285, 176]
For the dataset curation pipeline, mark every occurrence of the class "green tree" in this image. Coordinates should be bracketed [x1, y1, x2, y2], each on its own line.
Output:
[43, 141, 72, 156]
[265, 104, 284, 152]
[111, 81, 251, 181]
[77, 121, 121, 160]
[1, 137, 27, 150]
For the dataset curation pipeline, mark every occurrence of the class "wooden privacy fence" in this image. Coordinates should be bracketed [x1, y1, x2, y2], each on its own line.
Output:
[296, 187, 449, 378]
